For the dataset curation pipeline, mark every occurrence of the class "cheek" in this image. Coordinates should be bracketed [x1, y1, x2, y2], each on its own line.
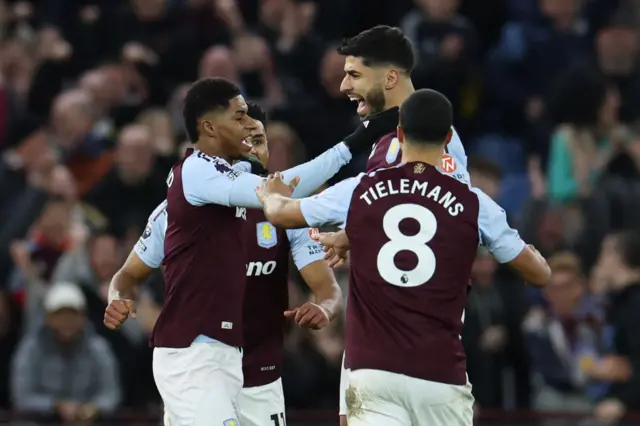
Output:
[218, 124, 237, 141]
[257, 148, 269, 162]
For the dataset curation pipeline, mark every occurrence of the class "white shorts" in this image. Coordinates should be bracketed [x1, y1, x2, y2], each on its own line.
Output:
[346, 369, 474, 426]
[238, 378, 286, 426]
[339, 351, 350, 416]
[153, 341, 243, 426]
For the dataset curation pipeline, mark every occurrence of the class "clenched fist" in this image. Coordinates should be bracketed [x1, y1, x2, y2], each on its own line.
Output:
[104, 299, 136, 330]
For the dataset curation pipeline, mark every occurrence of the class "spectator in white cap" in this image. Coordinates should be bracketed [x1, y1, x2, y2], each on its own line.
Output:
[10, 282, 121, 423]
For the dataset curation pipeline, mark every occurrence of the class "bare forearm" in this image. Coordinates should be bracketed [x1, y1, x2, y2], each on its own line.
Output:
[312, 282, 342, 320]
[507, 246, 551, 287]
[108, 269, 143, 302]
[263, 194, 307, 228]
[108, 251, 156, 303]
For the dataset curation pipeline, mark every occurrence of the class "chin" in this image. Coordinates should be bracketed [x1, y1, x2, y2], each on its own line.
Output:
[231, 151, 252, 162]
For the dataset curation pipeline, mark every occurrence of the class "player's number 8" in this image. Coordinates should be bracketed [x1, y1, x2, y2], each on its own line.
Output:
[377, 203, 437, 287]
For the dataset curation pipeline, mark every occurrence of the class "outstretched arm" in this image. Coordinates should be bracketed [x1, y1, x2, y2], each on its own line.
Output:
[183, 143, 352, 209]
[183, 108, 400, 209]
[259, 173, 364, 229]
[474, 188, 550, 286]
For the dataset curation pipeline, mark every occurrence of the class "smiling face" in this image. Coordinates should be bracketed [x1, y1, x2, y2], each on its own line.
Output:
[248, 119, 269, 168]
[202, 95, 256, 160]
[340, 56, 387, 118]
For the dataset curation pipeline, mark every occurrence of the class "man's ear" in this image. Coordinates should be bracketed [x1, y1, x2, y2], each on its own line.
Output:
[385, 69, 400, 90]
[200, 111, 219, 138]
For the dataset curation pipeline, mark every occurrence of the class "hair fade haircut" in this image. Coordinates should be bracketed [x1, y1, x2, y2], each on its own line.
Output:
[247, 102, 268, 129]
[337, 25, 414, 73]
[400, 89, 452, 144]
[182, 77, 242, 143]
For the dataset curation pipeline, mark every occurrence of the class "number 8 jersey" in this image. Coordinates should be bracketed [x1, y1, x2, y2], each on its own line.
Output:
[299, 162, 525, 386]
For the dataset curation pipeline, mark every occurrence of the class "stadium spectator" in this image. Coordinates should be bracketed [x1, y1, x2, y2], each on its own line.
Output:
[10, 282, 120, 421]
[0, 0, 638, 422]
[401, 0, 480, 131]
[523, 252, 602, 412]
[84, 124, 166, 236]
[590, 231, 640, 423]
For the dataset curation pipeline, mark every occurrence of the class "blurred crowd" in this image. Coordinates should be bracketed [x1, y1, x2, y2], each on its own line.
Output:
[2, 0, 640, 424]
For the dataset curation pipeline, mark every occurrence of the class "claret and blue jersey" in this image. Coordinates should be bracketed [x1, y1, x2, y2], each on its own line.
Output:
[367, 127, 471, 185]
[299, 161, 525, 385]
[153, 142, 351, 349]
[135, 162, 325, 387]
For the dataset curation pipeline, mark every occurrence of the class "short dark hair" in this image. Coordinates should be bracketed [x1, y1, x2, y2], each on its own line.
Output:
[400, 89, 452, 144]
[183, 78, 241, 143]
[337, 25, 414, 73]
[247, 102, 268, 129]
[468, 156, 503, 181]
[613, 231, 640, 269]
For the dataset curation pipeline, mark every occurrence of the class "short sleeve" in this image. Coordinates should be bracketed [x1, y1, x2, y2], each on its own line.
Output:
[134, 201, 167, 268]
[474, 188, 526, 263]
[443, 127, 471, 185]
[181, 152, 264, 208]
[232, 161, 252, 172]
[286, 228, 324, 270]
[299, 174, 364, 228]
[182, 144, 353, 209]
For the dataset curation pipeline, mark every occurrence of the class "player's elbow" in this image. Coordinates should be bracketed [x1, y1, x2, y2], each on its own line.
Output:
[506, 246, 551, 287]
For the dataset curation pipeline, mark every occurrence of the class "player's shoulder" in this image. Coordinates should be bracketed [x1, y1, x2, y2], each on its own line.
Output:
[375, 131, 401, 158]
[447, 127, 463, 150]
[471, 187, 503, 213]
[376, 131, 397, 146]
[183, 150, 241, 178]
[148, 200, 168, 223]
[364, 163, 405, 179]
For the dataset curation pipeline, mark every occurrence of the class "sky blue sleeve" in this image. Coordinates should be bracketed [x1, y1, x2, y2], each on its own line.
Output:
[286, 228, 324, 270]
[299, 174, 363, 228]
[133, 201, 167, 268]
[282, 142, 352, 198]
[183, 144, 352, 209]
[443, 128, 471, 185]
[232, 162, 252, 172]
[182, 153, 264, 208]
[474, 188, 526, 263]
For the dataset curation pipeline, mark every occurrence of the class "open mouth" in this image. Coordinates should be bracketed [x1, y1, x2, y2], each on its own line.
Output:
[348, 95, 368, 116]
[240, 138, 253, 151]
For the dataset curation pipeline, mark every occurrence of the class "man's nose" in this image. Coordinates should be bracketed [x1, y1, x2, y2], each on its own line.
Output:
[340, 77, 351, 93]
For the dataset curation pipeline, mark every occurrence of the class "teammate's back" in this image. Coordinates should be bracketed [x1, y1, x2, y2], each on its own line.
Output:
[260, 88, 550, 426]
[345, 162, 478, 384]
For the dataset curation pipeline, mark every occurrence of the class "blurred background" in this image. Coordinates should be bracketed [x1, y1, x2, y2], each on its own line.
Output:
[3, 0, 640, 425]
